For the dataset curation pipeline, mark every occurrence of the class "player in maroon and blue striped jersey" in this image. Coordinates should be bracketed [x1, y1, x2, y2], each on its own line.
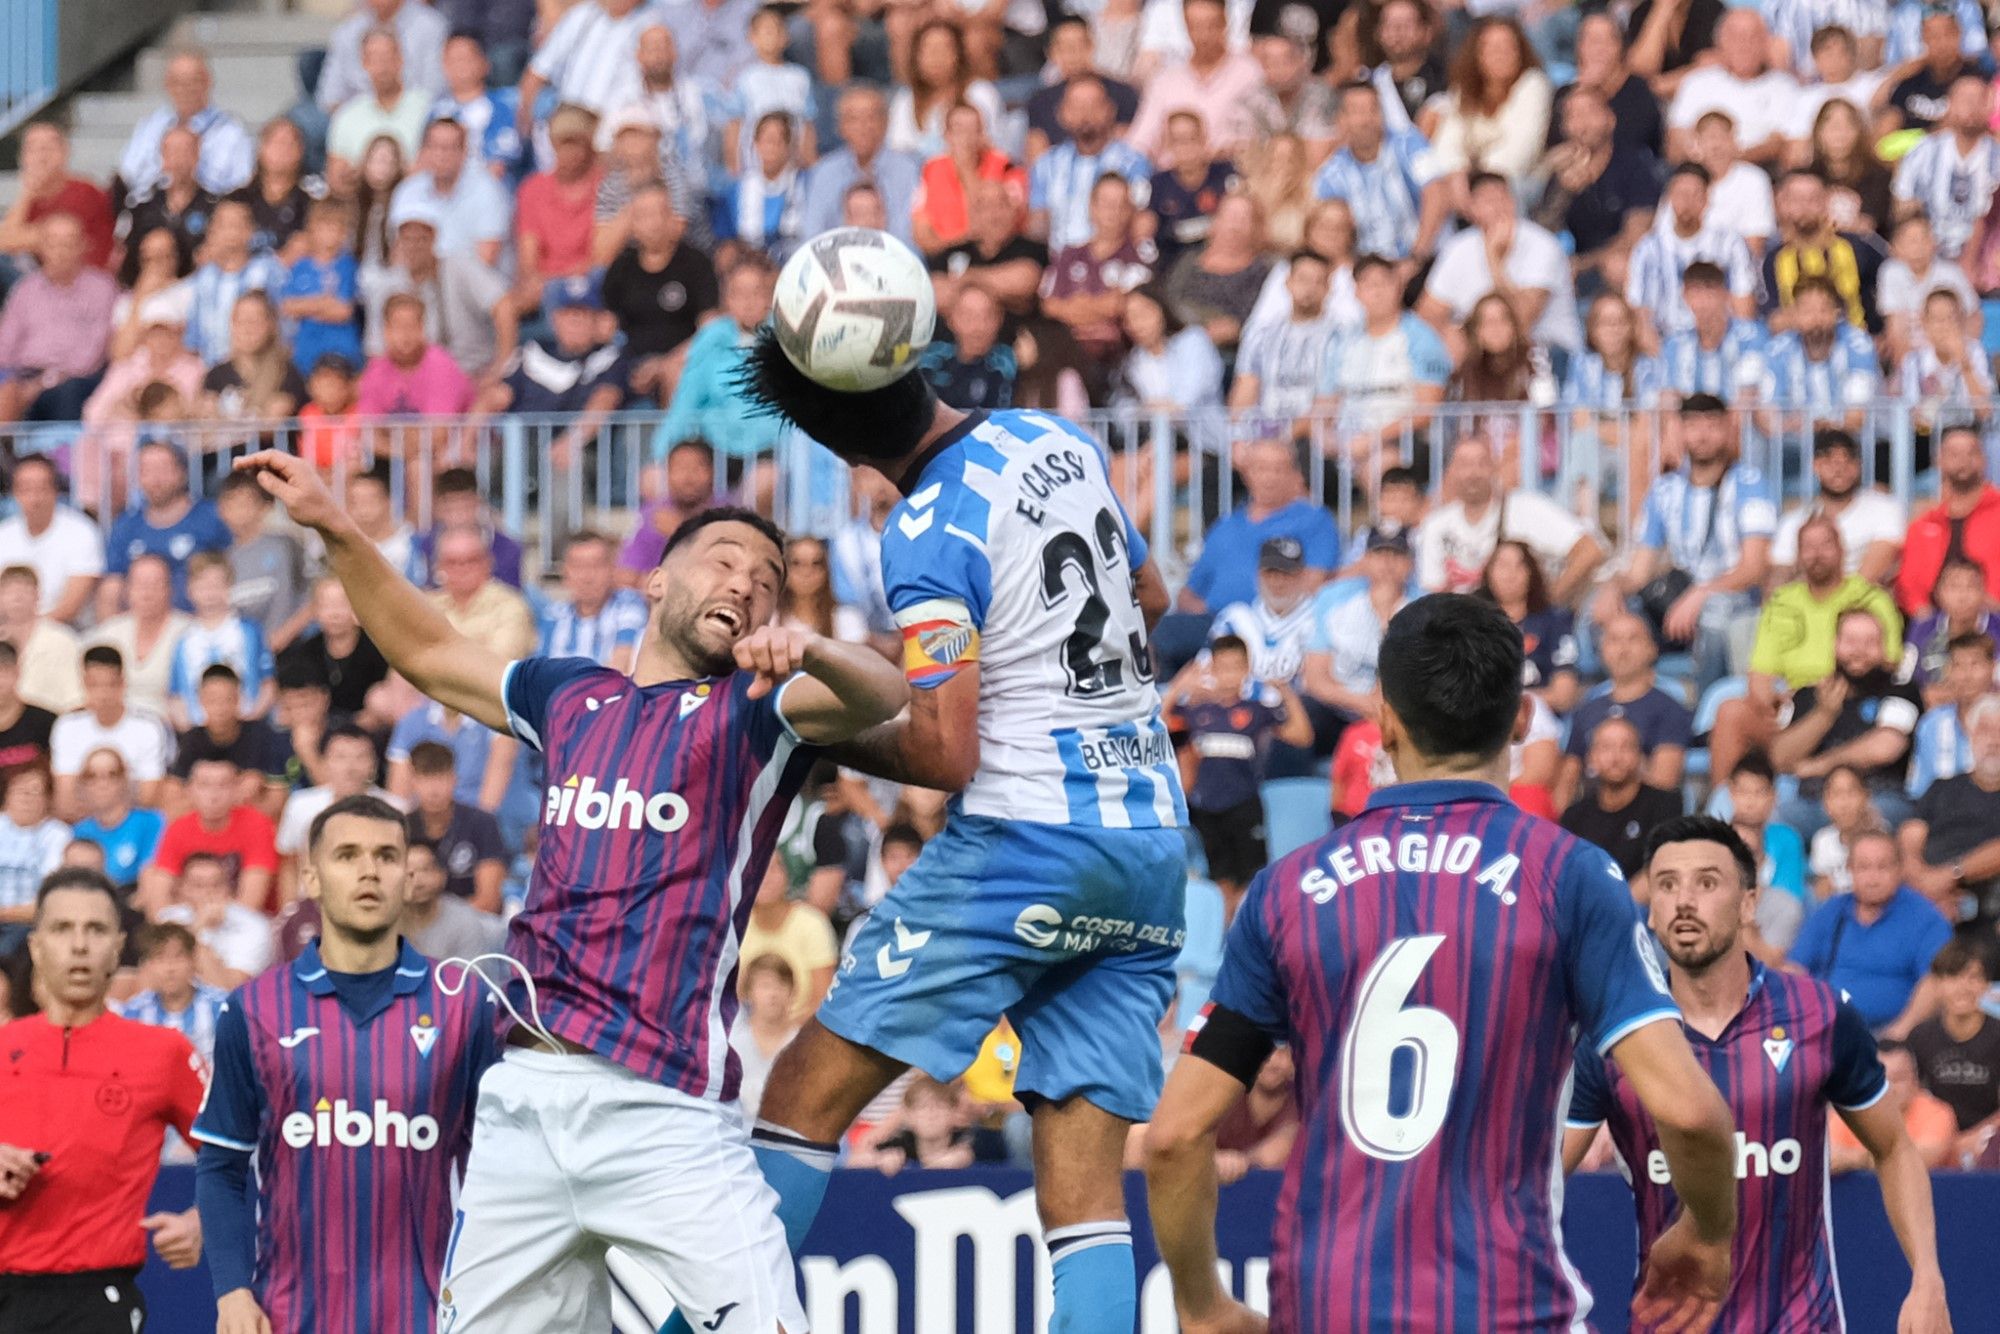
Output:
[1563, 816, 1953, 1334]
[233, 451, 908, 1333]
[1145, 595, 1741, 1334]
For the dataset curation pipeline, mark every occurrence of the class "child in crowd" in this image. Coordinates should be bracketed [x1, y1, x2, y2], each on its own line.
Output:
[725, 6, 817, 173]
[1809, 764, 1883, 901]
[1167, 634, 1314, 919]
[866, 1076, 975, 1174]
[167, 554, 274, 726]
[1906, 935, 2000, 1164]
[1727, 750, 1810, 957]
[279, 199, 362, 379]
[296, 352, 363, 472]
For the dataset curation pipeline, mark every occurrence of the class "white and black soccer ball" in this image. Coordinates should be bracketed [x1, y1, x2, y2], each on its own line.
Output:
[773, 227, 935, 393]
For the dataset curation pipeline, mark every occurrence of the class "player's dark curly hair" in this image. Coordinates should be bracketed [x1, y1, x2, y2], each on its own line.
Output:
[660, 505, 788, 569]
[1377, 594, 1523, 763]
[739, 326, 938, 465]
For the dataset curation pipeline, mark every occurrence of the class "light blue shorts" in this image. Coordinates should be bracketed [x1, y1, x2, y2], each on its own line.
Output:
[817, 813, 1189, 1122]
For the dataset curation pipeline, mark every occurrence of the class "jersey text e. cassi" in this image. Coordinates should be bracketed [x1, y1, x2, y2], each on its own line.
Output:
[1204, 779, 1678, 1333]
[879, 408, 1185, 828]
[501, 659, 817, 1098]
[1569, 962, 1887, 1332]
[191, 941, 498, 1333]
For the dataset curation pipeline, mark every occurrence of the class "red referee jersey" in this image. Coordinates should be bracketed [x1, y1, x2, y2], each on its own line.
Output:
[0, 1011, 204, 1273]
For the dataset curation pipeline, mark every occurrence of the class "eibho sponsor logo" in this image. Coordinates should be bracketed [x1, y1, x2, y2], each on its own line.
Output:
[282, 1096, 441, 1150]
[544, 774, 690, 834]
[1013, 905, 1063, 948]
[1647, 1133, 1802, 1184]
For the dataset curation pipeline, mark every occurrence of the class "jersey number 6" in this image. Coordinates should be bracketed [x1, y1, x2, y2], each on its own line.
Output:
[1340, 934, 1462, 1162]
[1039, 507, 1153, 699]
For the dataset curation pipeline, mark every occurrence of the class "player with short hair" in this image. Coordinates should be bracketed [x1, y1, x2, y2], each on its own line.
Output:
[1563, 815, 1952, 1333]
[194, 794, 499, 1334]
[1145, 594, 1739, 1334]
[232, 449, 907, 1333]
[726, 285, 1187, 1334]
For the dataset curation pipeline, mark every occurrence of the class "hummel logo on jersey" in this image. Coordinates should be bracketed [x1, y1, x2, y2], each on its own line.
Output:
[545, 775, 690, 833]
[898, 510, 935, 540]
[702, 1302, 740, 1330]
[282, 1097, 441, 1150]
[876, 917, 932, 978]
[585, 693, 625, 712]
[277, 1026, 321, 1049]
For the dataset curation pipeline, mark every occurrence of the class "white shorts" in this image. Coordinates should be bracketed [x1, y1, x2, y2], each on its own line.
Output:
[438, 1047, 808, 1334]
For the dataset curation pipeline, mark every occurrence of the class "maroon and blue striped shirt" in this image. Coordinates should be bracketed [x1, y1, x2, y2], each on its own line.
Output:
[501, 658, 816, 1100]
[1206, 779, 1679, 1332]
[1569, 960, 1887, 1332]
[191, 940, 498, 1332]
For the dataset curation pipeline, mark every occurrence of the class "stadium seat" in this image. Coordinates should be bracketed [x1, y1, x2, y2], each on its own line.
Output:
[1683, 676, 1749, 801]
[1262, 777, 1333, 860]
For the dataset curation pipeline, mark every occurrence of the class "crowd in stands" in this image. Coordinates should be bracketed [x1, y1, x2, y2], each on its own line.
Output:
[8, 0, 2000, 1173]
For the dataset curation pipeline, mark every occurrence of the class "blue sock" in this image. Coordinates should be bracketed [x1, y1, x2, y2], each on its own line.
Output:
[657, 1123, 838, 1334]
[1048, 1220, 1136, 1334]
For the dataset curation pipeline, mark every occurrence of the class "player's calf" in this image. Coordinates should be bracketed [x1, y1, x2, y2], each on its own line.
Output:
[1034, 1097, 1141, 1334]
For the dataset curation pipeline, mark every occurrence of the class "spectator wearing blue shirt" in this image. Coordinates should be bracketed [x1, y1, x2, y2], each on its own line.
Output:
[917, 285, 1017, 411]
[70, 747, 166, 891]
[279, 199, 362, 377]
[1596, 393, 1775, 693]
[1909, 632, 1992, 797]
[799, 86, 920, 242]
[99, 440, 234, 620]
[431, 34, 526, 180]
[1155, 437, 1340, 677]
[1791, 829, 1953, 1030]
[167, 559, 276, 726]
[657, 255, 787, 463]
[539, 530, 649, 667]
[411, 468, 525, 591]
[387, 117, 513, 268]
[1761, 275, 1882, 439]
[1726, 750, 1811, 955]
[478, 276, 633, 470]
[1311, 82, 1444, 261]
[1027, 78, 1154, 251]
[1658, 260, 1772, 401]
[1556, 611, 1695, 810]
[386, 696, 517, 814]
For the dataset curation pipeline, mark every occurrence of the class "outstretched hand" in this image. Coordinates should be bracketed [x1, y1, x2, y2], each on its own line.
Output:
[1632, 1213, 1730, 1333]
[233, 451, 344, 533]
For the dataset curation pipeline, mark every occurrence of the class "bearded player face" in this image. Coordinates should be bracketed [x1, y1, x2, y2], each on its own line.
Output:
[1647, 839, 1755, 972]
[646, 519, 786, 676]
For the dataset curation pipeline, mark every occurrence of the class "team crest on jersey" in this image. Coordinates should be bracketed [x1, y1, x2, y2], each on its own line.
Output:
[411, 1015, 438, 1058]
[679, 683, 711, 718]
[898, 598, 980, 685]
[1763, 1026, 1793, 1073]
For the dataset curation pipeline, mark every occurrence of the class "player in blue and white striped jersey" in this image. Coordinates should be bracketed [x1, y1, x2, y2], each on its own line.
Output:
[712, 290, 1189, 1334]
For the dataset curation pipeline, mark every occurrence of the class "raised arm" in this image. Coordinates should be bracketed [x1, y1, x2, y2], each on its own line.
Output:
[731, 624, 910, 744]
[233, 452, 510, 732]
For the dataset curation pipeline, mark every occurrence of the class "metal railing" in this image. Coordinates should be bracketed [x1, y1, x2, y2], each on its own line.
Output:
[8, 396, 1966, 580]
[0, 0, 57, 139]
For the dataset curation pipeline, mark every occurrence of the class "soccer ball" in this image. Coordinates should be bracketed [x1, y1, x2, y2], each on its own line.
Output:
[773, 228, 935, 392]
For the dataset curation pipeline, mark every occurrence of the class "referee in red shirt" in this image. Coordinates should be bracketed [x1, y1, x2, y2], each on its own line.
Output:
[0, 868, 206, 1332]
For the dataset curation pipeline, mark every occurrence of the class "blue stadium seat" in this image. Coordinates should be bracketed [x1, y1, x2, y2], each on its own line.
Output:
[1683, 676, 1749, 798]
[1261, 777, 1333, 860]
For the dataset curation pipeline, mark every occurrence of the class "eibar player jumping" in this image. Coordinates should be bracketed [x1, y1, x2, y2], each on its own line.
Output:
[194, 795, 501, 1334]
[1563, 816, 1952, 1334]
[1146, 595, 1739, 1334]
[711, 308, 1188, 1333]
[233, 450, 909, 1333]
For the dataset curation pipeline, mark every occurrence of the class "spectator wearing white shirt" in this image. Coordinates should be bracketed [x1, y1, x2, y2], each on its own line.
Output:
[1625, 163, 1761, 342]
[1891, 73, 2000, 265]
[1416, 435, 1604, 604]
[1206, 538, 1319, 687]
[0, 567, 81, 716]
[183, 201, 286, 368]
[1027, 77, 1154, 251]
[1692, 111, 1776, 256]
[156, 851, 272, 988]
[520, 0, 668, 126]
[0, 767, 69, 943]
[1227, 252, 1342, 426]
[326, 28, 434, 191]
[315, 0, 449, 115]
[1879, 213, 1982, 364]
[387, 118, 512, 269]
[1782, 26, 1890, 149]
[274, 725, 397, 903]
[1416, 172, 1582, 355]
[114, 50, 255, 202]
[0, 456, 102, 625]
[1301, 525, 1414, 722]
[50, 645, 175, 821]
[1665, 9, 1796, 166]
[1771, 430, 1908, 586]
[87, 556, 193, 723]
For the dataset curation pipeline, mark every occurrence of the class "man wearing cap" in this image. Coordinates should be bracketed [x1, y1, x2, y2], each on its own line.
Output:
[388, 117, 513, 268]
[479, 276, 633, 461]
[359, 196, 514, 378]
[1206, 537, 1320, 688]
[1301, 524, 1415, 723]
